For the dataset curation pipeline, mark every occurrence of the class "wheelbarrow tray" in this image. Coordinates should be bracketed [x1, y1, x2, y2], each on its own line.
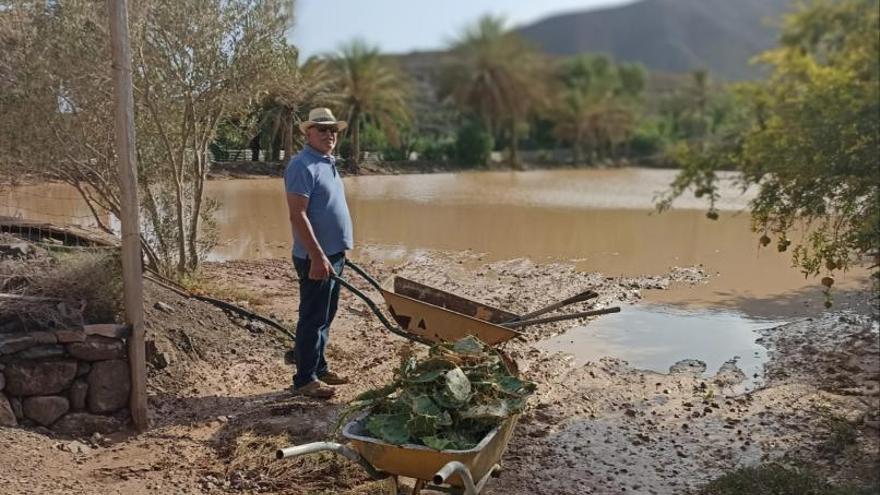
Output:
[379, 277, 524, 346]
[341, 414, 519, 487]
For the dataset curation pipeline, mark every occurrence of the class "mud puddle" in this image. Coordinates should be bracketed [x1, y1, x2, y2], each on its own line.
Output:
[538, 303, 783, 391]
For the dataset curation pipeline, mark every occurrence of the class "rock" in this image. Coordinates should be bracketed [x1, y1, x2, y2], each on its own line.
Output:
[9, 396, 22, 419]
[69, 380, 88, 411]
[669, 359, 707, 375]
[23, 396, 70, 426]
[0, 334, 35, 355]
[76, 362, 91, 378]
[30, 332, 58, 345]
[83, 324, 130, 339]
[89, 432, 106, 446]
[67, 336, 126, 361]
[0, 393, 16, 426]
[54, 330, 86, 344]
[152, 352, 170, 370]
[87, 360, 130, 413]
[714, 359, 747, 387]
[245, 320, 266, 334]
[3, 360, 77, 396]
[145, 340, 170, 369]
[153, 301, 175, 314]
[53, 413, 122, 435]
[16, 344, 67, 360]
[58, 440, 92, 455]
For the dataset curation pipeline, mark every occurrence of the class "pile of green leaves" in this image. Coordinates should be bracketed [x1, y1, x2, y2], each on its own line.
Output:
[342, 337, 535, 451]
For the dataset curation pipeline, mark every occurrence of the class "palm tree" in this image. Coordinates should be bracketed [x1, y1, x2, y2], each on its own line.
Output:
[553, 55, 644, 163]
[326, 39, 412, 173]
[443, 15, 547, 168]
[256, 54, 339, 161]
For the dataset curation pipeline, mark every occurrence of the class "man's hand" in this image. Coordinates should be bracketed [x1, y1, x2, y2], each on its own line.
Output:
[308, 254, 334, 280]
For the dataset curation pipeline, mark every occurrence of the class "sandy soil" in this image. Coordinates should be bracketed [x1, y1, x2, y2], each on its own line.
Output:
[0, 247, 877, 495]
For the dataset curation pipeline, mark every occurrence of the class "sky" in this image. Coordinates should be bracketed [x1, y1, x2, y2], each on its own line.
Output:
[288, 0, 635, 59]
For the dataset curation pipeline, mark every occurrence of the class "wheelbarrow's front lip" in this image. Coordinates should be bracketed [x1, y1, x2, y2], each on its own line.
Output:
[341, 414, 520, 486]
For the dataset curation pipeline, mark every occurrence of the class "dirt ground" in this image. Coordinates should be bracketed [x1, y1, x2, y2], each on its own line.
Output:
[0, 246, 877, 495]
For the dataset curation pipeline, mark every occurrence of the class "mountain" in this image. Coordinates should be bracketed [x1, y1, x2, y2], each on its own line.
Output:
[515, 0, 792, 80]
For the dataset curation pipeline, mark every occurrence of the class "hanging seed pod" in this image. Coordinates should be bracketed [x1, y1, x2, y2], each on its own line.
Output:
[759, 234, 771, 247]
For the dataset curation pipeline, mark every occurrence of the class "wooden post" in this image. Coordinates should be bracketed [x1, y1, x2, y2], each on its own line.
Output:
[109, 0, 148, 432]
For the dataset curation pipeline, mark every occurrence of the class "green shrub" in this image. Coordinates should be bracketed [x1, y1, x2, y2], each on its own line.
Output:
[700, 463, 874, 495]
[455, 121, 493, 167]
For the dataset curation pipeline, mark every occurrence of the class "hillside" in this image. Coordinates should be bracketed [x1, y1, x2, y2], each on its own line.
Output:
[516, 0, 792, 80]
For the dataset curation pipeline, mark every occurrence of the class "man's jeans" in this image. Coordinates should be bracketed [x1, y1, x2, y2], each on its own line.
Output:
[292, 252, 345, 389]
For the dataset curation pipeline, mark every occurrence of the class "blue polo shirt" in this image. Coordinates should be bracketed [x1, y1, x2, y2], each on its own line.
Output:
[284, 146, 353, 259]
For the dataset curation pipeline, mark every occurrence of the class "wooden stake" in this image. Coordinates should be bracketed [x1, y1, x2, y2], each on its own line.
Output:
[109, 0, 148, 432]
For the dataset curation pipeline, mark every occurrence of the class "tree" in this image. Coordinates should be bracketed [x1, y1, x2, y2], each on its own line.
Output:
[253, 56, 338, 162]
[443, 15, 547, 168]
[326, 39, 412, 174]
[658, 0, 880, 297]
[552, 55, 645, 164]
[0, 0, 297, 275]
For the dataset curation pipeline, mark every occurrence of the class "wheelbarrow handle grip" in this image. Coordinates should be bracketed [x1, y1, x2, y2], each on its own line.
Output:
[501, 306, 620, 328]
[433, 461, 478, 495]
[508, 289, 599, 323]
[277, 441, 346, 460]
[276, 442, 389, 481]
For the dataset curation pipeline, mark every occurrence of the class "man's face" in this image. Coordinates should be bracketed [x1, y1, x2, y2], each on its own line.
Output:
[306, 125, 338, 154]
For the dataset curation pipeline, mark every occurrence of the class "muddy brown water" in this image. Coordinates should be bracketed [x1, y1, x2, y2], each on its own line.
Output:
[3, 168, 872, 377]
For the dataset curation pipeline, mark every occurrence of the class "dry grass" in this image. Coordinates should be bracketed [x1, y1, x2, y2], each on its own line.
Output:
[178, 274, 268, 307]
[221, 430, 390, 494]
[0, 245, 123, 330]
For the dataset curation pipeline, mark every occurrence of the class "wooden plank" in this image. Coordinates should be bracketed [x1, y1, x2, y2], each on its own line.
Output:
[109, 0, 148, 432]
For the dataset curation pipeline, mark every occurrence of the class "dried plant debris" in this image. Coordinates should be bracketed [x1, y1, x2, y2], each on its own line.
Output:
[341, 336, 535, 451]
[0, 235, 122, 330]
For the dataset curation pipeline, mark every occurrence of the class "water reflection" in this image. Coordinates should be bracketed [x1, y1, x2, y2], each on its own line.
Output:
[538, 303, 778, 391]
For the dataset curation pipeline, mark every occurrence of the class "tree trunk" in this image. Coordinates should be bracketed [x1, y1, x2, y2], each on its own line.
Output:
[507, 119, 520, 170]
[187, 149, 206, 271]
[249, 133, 260, 161]
[283, 110, 295, 163]
[173, 173, 186, 274]
[349, 108, 361, 174]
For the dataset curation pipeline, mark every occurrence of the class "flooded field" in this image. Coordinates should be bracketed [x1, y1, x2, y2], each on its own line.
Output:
[2, 168, 872, 377]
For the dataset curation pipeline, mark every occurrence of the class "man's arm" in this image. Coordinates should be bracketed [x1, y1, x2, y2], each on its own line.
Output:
[287, 193, 333, 280]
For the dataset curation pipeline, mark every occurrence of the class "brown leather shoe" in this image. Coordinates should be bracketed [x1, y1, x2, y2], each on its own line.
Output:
[318, 371, 350, 385]
[293, 380, 335, 399]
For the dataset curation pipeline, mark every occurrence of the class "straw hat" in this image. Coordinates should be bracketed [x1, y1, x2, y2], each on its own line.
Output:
[299, 107, 348, 133]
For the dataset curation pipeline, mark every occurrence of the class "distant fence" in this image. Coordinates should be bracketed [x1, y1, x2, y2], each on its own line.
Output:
[210, 148, 290, 163]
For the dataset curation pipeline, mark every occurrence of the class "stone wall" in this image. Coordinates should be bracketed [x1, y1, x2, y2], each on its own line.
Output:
[0, 324, 131, 435]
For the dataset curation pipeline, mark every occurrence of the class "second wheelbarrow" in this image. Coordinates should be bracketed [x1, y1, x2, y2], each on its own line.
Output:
[337, 260, 620, 346]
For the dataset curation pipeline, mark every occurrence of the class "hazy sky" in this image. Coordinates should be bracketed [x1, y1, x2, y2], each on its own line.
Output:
[289, 0, 635, 59]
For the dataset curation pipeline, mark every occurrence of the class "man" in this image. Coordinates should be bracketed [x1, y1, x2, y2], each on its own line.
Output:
[284, 107, 354, 399]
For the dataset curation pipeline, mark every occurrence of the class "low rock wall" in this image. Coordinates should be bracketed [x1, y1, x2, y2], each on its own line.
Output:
[0, 324, 131, 435]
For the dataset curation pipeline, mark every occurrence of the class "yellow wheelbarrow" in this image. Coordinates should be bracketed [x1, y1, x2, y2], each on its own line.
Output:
[336, 260, 620, 346]
[277, 414, 519, 495]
